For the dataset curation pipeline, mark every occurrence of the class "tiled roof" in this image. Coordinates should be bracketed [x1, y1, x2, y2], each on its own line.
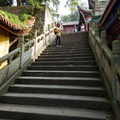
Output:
[91, 15, 102, 22]
[0, 14, 22, 31]
[0, 14, 35, 36]
[77, 6, 92, 14]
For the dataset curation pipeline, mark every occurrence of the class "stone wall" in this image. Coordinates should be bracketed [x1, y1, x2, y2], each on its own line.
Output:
[93, 0, 110, 15]
[0, 6, 33, 15]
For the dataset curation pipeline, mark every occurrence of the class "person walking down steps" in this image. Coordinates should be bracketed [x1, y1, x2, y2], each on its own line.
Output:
[54, 23, 62, 47]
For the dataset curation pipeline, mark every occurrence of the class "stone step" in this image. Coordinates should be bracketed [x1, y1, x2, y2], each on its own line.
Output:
[0, 104, 110, 120]
[27, 65, 98, 71]
[9, 84, 106, 97]
[0, 93, 110, 110]
[44, 48, 92, 52]
[45, 46, 91, 50]
[31, 61, 96, 66]
[36, 56, 95, 61]
[39, 53, 94, 58]
[15, 77, 103, 86]
[0, 118, 15, 120]
[42, 51, 92, 55]
[41, 52, 93, 56]
[22, 70, 100, 77]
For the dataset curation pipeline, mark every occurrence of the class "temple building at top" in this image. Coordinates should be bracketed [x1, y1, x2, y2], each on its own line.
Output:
[77, 0, 110, 31]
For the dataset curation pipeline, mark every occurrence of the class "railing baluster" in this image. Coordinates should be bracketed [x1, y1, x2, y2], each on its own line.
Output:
[112, 40, 120, 101]
[18, 35, 25, 69]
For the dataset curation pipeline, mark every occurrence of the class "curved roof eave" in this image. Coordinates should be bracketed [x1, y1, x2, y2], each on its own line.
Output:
[77, 6, 92, 14]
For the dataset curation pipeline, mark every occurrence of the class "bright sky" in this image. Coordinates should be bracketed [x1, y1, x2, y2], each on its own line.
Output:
[13, 0, 16, 6]
[58, 0, 88, 16]
[13, 0, 88, 16]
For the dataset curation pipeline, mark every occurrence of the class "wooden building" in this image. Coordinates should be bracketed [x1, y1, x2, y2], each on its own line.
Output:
[77, 6, 92, 31]
[0, 12, 35, 69]
[96, 0, 120, 49]
[62, 21, 79, 33]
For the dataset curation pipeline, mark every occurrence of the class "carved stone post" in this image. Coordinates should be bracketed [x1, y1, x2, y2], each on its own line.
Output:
[92, 26, 99, 51]
[101, 30, 107, 45]
[112, 40, 120, 101]
[52, 23, 54, 28]
[88, 21, 92, 30]
[34, 30, 37, 55]
[48, 24, 50, 45]
[43, 28, 46, 47]
[18, 35, 24, 68]
[100, 30, 107, 69]
[48, 24, 50, 30]
[112, 40, 120, 64]
[95, 26, 99, 37]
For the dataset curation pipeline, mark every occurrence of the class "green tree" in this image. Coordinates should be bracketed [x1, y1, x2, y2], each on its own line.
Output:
[0, 0, 13, 7]
[17, 0, 60, 16]
[60, 11, 79, 22]
[65, 0, 88, 12]
[69, 11, 79, 21]
[60, 15, 70, 22]
[0, 0, 60, 17]
[65, 0, 79, 12]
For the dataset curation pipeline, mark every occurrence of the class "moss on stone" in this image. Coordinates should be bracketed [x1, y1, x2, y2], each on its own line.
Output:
[0, 10, 32, 29]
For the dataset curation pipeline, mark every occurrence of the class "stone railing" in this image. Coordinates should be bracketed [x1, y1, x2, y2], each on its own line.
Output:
[0, 23, 56, 94]
[89, 24, 120, 120]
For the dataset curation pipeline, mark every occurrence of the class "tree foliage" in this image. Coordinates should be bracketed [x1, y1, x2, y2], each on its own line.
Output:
[65, 0, 88, 12]
[65, 0, 79, 12]
[0, 0, 60, 8]
[0, 0, 13, 7]
[0, 0, 86, 18]
[0, 0, 60, 16]
[60, 11, 79, 22]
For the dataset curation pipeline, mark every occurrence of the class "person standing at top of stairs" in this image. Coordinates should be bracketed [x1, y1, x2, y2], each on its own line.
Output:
[54, 23, 62, 47]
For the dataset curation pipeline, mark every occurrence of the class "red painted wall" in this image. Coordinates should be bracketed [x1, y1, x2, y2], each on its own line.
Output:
[62, 25, 79, 33]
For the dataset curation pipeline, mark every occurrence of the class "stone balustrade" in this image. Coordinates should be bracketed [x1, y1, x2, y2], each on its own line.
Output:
[89, 23, 120, 120]
[0, 23, 56, 94]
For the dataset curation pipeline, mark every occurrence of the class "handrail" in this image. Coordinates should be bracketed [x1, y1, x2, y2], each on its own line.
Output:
[0, 48, 20, 65]
[24, 39, 35, 48]
[89, 25, 120, 120]
[115, 64, 120, 77]
[0, 22, 56, 88]
[0, 23, 55, 66]
[102, 44, 112, 61]
[36, 34, 44, 40]
[89, 27, 112, 63]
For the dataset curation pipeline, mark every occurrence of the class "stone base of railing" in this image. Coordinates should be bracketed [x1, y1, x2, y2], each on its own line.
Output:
[88, 27, 120, 120]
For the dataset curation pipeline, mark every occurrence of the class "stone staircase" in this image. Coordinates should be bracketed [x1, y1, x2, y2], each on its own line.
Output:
[0, 32, 114, 120]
